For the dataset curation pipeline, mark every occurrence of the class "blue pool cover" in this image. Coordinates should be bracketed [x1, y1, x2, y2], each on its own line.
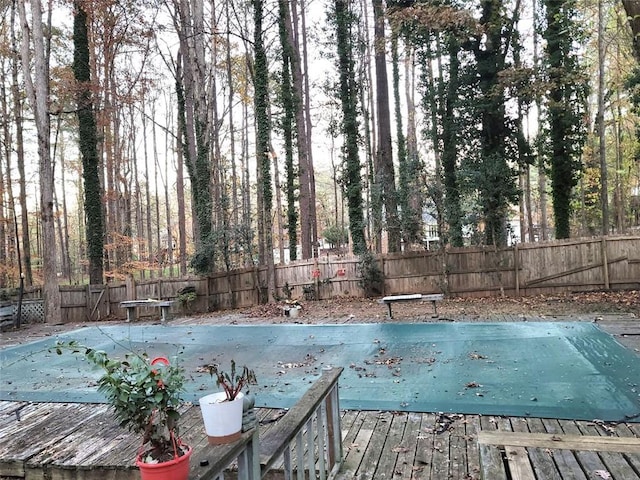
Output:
[1, 322, 638, 422]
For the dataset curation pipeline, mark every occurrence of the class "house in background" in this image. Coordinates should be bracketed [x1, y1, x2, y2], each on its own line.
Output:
[423, 212, 440, 250]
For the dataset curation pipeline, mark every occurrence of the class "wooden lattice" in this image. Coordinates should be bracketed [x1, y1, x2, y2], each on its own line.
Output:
[13, 300, 45, 324]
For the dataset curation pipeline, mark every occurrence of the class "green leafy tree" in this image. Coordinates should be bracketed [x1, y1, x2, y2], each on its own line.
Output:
[469, 0, 518, 246]
[323, 224, 349, 249]
[333, 0, 366, 255]
[440, 34, 465, 247]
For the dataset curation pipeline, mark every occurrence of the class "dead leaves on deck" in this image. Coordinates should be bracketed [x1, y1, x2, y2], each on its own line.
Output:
[595, 470, 612, 479]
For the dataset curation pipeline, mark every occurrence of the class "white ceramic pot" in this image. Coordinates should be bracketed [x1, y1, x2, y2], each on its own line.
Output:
[198, 391, 244, 444]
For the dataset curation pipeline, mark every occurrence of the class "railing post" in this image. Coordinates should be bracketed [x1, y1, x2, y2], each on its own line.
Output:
[236, 429, 260, 480]
[323, 367, 342, 473]
[316, 404, 327, 480]
[283, 446, 293, 480]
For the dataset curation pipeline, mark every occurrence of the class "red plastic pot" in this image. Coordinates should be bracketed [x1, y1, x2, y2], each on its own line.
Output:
[136, 445, 192, 480]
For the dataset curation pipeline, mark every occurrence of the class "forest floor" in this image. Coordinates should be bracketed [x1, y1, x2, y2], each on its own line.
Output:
[1, 290, 638, 349]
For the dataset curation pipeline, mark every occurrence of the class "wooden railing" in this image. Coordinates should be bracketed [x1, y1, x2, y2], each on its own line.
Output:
[259, 366, 344, 480]
[188, 366, 344, 480]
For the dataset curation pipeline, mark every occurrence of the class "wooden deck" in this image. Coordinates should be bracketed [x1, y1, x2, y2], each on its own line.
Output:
[1, 314, 638, 479]
[336, 410, 640, 480]
[1, 402, 639, 480]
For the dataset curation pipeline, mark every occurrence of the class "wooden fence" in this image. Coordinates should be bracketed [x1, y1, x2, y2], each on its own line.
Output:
[12, 235, 640, 323]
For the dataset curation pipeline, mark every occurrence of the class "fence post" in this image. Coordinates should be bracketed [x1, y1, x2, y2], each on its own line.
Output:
[381, 256, 386, 296]
[125, 275, 136, 300]
[206, 275, 211, 311]
[106, 283, 111, 316]
[601, 236, 610, 290]
[514, 244, 520, 297]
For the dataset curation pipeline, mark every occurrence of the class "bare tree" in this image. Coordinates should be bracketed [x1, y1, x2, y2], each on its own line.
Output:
[598, 0, 609, 234]
[17, 0, 60, 322]
[10, 1, 33, 286]
[372, 0, 400, 252]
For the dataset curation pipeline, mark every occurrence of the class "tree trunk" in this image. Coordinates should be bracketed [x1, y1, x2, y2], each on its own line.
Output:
[175, 55, 189, 276]
[272, 147, 285, 264]
[372, 0, 400, 253]
[55, 130, 72, 280]
[254, 0, 276, 301]
[613, 73, 625, 233]
[544, 0, 584, 239]
[439, 36, 464, 247]
[152, 101, 163, 276]
[359, 0, 376, 247]
[278, 0, 298, 262]
[403, 44, 423, 246]
[161, 104, 175, 277]
[532, 0, 548, 240]
[598, 0, 609, 235]
[172, 0, 215, 274]
[18, 0, 61, 323]
[11, 1, 33, 286]
[141, 103, 153, 277]
[394, 35, 420, 247]
[473, 0, 515, 246]
[0, 49, 15, 283]
[335, 0, 366, 255]
[299, 0, 318, 257]
[286, 0, 314, 259]
[226, 0, 239, 228]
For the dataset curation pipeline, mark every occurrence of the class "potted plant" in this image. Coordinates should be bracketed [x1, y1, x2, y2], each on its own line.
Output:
[54, 341, 192, 480]
[198, 360, 257, 445]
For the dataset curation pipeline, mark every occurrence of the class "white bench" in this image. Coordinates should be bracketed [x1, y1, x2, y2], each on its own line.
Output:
[380, 293, 444, 319]
[119, 299, 174, 324]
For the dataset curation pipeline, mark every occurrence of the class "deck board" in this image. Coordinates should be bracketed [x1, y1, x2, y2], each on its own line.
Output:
[334, 409, 377, 479]
[512, 417, 560, 480]
[357, 411, 394, 478]
[412, 413, 435, 479]
[393, 412, 422, 479]
[431, 416, 453, 479]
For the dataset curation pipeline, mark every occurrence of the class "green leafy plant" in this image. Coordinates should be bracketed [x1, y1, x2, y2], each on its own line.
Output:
[302, 284, 316, 300]
[54, 340, 187, 464]
[177, 286, 197, 312]
[204, 360, 257, 401]
[281, 282, 293, 300]
[357, 251, 384, 297]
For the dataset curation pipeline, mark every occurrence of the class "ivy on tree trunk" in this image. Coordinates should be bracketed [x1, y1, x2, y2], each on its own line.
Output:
[73, 1, 104, 285]
[543, 0, 587, 239]
[334, 0, 366, 255]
